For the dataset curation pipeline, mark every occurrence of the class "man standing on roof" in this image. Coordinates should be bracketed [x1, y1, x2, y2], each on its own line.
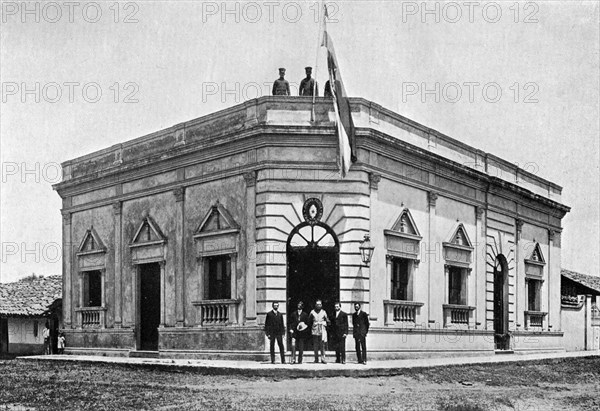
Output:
[299, 66, 318, 96]
[272, 68, 291, 96]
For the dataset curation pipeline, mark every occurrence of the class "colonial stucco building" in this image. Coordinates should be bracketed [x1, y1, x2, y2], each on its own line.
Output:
[0, 275, 62, 355]
[54, 96, 570, 358]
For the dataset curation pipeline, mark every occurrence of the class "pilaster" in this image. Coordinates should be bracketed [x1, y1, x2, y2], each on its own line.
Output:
[426, 191, 438, 326]
[62, 210, 73, 328]
[113, 201, 122, 328]
[515, 218, 524, 328]
[548, 229, 558, 331]
[475, 206, 485, 328]
[368, 172, 381, 320]
[174, 186, 185, 327]
[244, 171, 257, 323]
[160, 260, 167, 328]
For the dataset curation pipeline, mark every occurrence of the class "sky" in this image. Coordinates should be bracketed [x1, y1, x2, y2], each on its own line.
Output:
[0, 1, 599, 282]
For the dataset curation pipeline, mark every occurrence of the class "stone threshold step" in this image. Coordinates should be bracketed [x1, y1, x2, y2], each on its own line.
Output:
[494, 350, 515, 355]
[129, 350, 160, 358]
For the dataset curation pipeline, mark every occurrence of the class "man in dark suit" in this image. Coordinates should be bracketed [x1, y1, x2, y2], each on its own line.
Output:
[264, 301, 285, 364]
[288, 301, 309, 364]
[352, 302, 370, 365]
[332, 302, 349, 364]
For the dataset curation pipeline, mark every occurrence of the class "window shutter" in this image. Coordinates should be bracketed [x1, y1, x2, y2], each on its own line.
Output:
[203, 258, 210, 299]
[460, 269, 468, 305]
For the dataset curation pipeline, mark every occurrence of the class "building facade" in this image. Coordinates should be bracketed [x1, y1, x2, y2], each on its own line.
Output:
[0, 275, 62, 355]
[561, 269, 600, 351]
[54, 97, 570, 358]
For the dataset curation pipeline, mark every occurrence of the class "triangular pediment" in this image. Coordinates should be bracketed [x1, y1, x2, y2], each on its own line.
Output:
[390, 209, 421, 237]
[131, 216, 166, 244]
[448, 223, 472, 248]
[77, 226, 106, 253]
[195, 202, 240, 235]
[527, 243, 546, 264]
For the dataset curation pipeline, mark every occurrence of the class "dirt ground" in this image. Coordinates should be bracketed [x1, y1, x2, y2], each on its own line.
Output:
[1, 356, 599, 410]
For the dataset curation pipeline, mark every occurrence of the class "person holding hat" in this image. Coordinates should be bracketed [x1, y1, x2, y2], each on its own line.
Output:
[299, 66, 318, 97]
[288, 301, 309, 364]
[272, 68, 290, 96]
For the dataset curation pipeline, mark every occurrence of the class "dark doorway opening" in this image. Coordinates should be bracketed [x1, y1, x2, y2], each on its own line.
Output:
[286, 222, 339, 350]
[494, 255, 510, 350]
[0, 318, 8, 354]
[139, 262, 161, 351]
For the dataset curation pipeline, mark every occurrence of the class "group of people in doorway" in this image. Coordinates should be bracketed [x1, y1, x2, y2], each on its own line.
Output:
[264, 300, 370, 365]
[272, 67, 334, 98]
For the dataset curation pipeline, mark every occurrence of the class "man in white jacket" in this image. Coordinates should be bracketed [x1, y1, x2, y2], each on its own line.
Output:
[309, 300, 329, 364]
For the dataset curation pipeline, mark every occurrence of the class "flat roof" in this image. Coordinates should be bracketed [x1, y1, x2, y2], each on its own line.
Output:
[54, 96, 565, 206]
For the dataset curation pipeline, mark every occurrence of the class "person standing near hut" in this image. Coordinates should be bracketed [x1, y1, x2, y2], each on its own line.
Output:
[57, 332, 66, 355]
[42, 323, 51, 355]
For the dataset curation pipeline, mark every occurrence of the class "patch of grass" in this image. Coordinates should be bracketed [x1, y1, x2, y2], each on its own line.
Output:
[559, 393, 600, 409]
[397, 357, 600, 387]
[1, 357, 599, 410]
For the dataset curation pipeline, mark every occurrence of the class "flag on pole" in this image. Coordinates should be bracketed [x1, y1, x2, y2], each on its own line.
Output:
[321, 4, 356, 178]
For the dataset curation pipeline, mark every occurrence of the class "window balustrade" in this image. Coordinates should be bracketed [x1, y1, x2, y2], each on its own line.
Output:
[192, 299, 240, 326]
[383, 300, 424, 326]
[442, 304, 475, 327]
[75, 306, 106, 328]
[524, 310, 547, 329]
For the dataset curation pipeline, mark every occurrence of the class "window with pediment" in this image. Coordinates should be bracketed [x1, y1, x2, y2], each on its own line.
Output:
[76, 227, 107, 309]
[524, 242, 546, 327]
[75, 226, 108, 328]
[442, 223, 475, 327]
[129, 215, 167, 264]
[383, 209, 424, 326]
[192, 202, 241, 326]
[193, 202, 239, 298]
[131, 216, 166, 246]
[384, 209, 422, 301]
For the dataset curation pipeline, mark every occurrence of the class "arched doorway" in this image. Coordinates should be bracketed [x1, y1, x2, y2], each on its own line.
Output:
[286, 221, 339, 347]
[494, 255, 510, 350]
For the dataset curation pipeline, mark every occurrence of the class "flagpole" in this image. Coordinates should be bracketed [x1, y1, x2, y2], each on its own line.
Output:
[311, 0, 324, 122]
